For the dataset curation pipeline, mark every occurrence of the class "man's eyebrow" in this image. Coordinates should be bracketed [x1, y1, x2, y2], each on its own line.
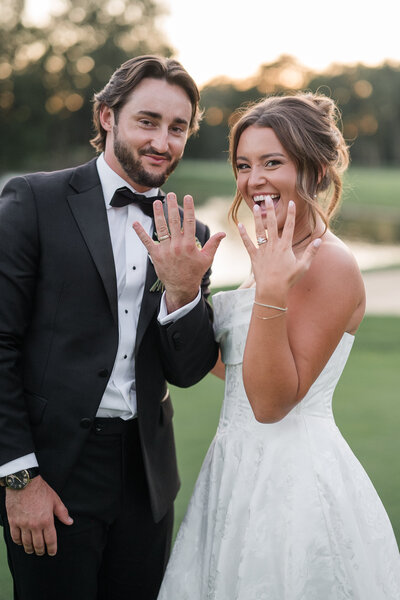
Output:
[136, 110, 162, 119]
[136, 110, 189, 126]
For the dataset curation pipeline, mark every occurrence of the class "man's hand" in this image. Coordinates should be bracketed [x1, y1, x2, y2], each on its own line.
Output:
[5, 475, 73, 556]
[133, 193, 225, 313]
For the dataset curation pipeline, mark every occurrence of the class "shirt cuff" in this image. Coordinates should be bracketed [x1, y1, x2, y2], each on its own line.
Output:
[158, 288, 201, 325]
[0, 453, 39, 477]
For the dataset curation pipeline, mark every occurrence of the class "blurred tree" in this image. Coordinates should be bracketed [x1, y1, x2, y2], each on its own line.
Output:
[188, 56, 314, 160]
[307, 62, 400, 166]
[186, 55, 400, 166]
[0, 0, 172, 170]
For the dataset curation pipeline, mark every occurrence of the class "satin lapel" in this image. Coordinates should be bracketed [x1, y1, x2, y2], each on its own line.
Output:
[135, 256, 161, 356]
[67, 184, 118, 325]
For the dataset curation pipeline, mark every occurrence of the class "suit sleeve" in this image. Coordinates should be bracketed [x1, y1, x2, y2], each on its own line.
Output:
[0, 176, 39, 464]
[157, 223, 219, 387]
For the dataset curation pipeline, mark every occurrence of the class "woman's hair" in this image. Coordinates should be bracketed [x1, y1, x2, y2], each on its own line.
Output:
[90, 55, 202, 152]
[228, 92, 350, 230]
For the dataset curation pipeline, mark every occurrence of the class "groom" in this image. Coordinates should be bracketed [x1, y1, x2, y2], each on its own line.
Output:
[0, 55, 223, 599]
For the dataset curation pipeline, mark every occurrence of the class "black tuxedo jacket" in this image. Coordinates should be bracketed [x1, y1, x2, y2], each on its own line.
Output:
[0, 159, 218, 522]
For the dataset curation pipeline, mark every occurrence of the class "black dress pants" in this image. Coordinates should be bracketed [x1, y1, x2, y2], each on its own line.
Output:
[0, 418, 174, 600]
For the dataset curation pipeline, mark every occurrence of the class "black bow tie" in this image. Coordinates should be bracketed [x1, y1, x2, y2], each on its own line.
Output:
[110, 187, 164, 218]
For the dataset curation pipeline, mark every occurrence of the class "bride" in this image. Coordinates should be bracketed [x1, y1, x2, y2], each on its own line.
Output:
[157, 93, 400, 598]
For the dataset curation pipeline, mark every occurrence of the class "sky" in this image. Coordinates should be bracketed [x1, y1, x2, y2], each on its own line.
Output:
[25, 0, 400, 87]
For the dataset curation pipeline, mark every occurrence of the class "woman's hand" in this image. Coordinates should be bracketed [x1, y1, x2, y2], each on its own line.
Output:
[238, 197, 320, 303]
[133, 193, 225, 313]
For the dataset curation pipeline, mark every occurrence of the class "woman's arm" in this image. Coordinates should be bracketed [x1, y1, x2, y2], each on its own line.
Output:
[239, 200, 365, 423]
[211, 351, 225, 380]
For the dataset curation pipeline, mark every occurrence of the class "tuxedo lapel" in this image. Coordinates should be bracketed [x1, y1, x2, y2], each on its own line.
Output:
[67, 162, 118, 324]
[135, 237, 161, 356]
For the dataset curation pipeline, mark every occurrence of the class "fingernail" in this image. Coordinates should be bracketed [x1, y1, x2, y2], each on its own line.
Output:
[238, 223, 244, 231]
[254, 204, 260, 212]
[289, 200, 295, 208]
[313, 238, 322, 248]
[266, 196, 273, 206]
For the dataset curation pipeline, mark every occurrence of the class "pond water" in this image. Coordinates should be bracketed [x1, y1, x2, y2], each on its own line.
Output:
[196, 197, 400, 293]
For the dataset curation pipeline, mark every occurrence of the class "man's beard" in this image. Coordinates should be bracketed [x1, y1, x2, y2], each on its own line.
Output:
[113, 128, 180, 189]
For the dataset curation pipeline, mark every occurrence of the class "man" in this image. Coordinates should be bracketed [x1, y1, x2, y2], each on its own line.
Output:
[0, 55, 224, 599]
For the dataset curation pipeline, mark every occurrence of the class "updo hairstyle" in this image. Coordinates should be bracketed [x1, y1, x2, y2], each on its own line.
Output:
[228, 93, 349, 230]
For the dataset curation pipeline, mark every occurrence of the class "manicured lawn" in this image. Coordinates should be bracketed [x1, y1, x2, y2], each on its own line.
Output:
[165, 159, 400, 210]
[1, 315, 399, 597]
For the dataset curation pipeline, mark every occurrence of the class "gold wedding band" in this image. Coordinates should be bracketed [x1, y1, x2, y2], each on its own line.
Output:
[257, 237, 267, 245]
[158, 234, 171, 242]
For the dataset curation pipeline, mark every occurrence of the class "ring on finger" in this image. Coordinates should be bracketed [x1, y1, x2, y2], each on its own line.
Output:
[158, 234, 171, 242]
[257, 236, 268, 245]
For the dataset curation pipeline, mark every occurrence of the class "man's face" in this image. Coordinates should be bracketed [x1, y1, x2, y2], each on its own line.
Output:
[102, 78, 193, 192]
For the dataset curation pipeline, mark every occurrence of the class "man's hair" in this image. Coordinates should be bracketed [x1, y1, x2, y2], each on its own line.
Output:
[90, 55, 202, 152]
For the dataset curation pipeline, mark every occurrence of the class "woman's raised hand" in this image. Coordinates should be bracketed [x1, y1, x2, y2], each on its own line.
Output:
[238, 197, 321, 302]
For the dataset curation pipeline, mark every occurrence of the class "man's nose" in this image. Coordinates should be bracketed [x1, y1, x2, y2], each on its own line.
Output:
[151, 127, 169, 153]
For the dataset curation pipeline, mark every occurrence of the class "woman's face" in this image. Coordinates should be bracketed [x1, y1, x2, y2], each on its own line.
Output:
[235, 125, 308, 231]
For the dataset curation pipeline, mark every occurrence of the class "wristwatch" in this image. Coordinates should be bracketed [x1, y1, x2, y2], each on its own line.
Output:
[0, 468, 40, 490]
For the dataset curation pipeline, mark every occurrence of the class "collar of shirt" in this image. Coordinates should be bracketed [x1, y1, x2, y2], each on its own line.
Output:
[96, 153, 160, 210]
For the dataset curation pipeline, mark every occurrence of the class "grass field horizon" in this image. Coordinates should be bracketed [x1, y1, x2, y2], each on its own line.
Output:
[164, 160, 400, 210]
[1, 314, 399, 599]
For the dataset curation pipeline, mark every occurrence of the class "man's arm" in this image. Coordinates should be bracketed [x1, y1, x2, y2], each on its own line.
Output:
[0, 177, 73, 556]
[0, 177, 39, 463]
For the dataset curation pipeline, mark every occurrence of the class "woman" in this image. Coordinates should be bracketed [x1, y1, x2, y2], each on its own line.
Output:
[157, 94, 400, 598]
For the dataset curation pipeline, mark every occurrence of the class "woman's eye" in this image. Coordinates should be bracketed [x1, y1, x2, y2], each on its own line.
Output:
[236, 163, 249, 170]
[266, 160, 280, 167]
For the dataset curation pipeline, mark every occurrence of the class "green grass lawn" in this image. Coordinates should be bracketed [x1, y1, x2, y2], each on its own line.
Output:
[1, 315, 399, 598]
[164, 159, 400, 210]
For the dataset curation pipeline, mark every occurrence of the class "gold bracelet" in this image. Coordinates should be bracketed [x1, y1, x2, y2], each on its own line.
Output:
[254, 301, 287, 312]
[254, 311, 287, 321]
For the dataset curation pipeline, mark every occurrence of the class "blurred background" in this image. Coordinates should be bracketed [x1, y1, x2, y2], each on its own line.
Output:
[0, 0, 399, 595]
[1, 0, 400, 283]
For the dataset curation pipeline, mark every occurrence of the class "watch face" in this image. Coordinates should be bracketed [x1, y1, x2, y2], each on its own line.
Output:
[5, 470, 30, 490]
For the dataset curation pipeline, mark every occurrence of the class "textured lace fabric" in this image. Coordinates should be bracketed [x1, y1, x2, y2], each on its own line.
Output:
[158, 288, 400, 599]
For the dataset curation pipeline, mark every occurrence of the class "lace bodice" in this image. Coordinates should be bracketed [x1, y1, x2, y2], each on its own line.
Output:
[213, 287, 354, 422]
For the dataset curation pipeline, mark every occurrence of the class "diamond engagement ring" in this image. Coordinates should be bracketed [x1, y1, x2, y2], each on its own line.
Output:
[257, 236, 267, 245]
[158, 234, 171, 242]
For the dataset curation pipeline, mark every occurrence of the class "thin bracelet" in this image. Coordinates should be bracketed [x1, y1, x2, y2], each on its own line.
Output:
[254, 311, 287, 321]
[254, 301, 288, 312]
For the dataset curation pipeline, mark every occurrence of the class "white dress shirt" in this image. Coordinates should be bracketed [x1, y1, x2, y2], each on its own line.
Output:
[0, 154, 201, 476]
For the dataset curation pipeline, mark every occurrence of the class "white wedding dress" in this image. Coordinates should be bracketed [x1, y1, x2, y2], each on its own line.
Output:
[158, 288, 400, 599]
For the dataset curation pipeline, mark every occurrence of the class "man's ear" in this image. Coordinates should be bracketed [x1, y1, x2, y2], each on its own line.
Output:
[99, 105, 114, 132]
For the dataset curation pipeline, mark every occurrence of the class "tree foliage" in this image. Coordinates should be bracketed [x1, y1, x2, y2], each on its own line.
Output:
[187, 55, 400, 166]
[0, 0, 172, 170]
[1, 5, 400, 172]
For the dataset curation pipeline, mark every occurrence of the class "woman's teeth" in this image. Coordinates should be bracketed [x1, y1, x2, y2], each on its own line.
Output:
[253, 194, 280, 205]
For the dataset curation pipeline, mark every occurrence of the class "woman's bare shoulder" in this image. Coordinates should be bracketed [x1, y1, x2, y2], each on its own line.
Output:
[293, 231, 366, 332]
[309, 231, 364, 287]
